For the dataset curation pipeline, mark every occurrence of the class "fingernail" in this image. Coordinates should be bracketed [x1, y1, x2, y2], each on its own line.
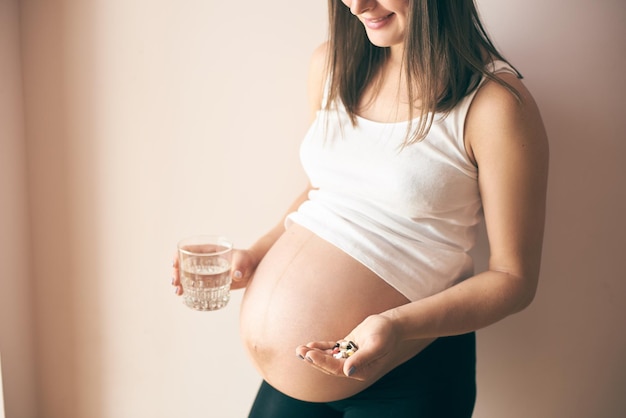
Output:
[347, 366, 356, 377]
[171, 277, 175, 285]
[174, 287, 180, 295]
[297, 354, 305, 360]
[233, 270, 243, 280]
[305, 356, 314, 363]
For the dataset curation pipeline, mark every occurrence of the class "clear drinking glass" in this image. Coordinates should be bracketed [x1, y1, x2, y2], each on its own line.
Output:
[177, 236, 233, 311]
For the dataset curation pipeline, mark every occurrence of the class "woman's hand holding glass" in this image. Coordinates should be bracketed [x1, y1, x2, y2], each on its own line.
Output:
[172, 248, 260, 295]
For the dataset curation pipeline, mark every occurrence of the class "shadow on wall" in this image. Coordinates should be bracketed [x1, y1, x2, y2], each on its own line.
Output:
[19, 1, 106, 415]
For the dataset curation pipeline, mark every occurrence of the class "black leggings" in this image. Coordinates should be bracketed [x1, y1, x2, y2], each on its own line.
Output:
[248, 332, 476, 418]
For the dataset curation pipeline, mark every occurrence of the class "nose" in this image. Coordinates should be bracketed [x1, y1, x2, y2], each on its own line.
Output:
[348, 0, 375, 15]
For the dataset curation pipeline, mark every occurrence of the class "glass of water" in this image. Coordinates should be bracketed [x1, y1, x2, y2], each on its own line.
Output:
[177, 235, 233, 311]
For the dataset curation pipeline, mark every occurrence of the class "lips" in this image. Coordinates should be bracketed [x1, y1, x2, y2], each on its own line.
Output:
[362, 13, 395, 30]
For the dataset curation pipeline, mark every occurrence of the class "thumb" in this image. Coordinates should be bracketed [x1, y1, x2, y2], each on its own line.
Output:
[342, 342, 387, 380]
[342, 350, 370, 379]
[230, 249, 258, 285]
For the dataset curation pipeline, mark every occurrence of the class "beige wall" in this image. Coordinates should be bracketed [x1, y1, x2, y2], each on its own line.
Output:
[2, 0, 624, 417]
[474, 1, 626, 416]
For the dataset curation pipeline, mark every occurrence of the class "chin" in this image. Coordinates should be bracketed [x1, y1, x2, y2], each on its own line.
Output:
[365, 34, 404, 49]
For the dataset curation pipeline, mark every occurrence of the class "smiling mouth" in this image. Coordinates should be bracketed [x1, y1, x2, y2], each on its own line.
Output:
[362, 13, 395, 29]
[366, 13, 394, 23]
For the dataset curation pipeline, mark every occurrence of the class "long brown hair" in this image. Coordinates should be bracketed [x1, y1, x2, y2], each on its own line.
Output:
[326, 0, 520, 145]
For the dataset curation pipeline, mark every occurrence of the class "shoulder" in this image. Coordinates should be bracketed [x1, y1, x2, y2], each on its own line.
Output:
[465, 72, 548, 166]
[307, 42, 329, 115]
[310, 41, 329, 69]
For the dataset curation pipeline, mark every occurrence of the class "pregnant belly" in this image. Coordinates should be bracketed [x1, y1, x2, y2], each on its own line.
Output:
[239, 223, 418, 402]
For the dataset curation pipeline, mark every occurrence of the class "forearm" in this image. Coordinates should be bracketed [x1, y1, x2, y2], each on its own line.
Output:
[248, 223, 286, 263]
[248, 184, 313, 262]
[381, 269, 537, 341]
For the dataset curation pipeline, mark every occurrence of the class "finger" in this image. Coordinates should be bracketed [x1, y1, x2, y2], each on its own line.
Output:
[232, 269, 243, 282]
[342, 353, 362, 380]
[295, 341, 333, 360]
[303, 348, 346, 377]
[171, 253, 182, 290]
[230, 250, 257, 289]
[305, 341, 338, 351]
[230, 251, 247, 283]
[340, 344, 387, 381]
[230, 268, 248, 290]
[295, 349, 336, 377]
[171, 269, 180, 285]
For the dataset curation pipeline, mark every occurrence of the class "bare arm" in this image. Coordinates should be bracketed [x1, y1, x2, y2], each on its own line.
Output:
[382, 73, 549, 339]
[245, 185, 313, 264]
[296, 73, 549, 380]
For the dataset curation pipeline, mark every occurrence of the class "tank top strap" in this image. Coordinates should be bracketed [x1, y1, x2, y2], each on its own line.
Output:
[444, 59, 520, 154]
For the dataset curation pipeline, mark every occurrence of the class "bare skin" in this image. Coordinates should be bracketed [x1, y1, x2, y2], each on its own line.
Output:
[291, 44, 548, 384]
[292, 50, 548, 385]
[239, 223, 433, 401]
[172, 5, 548, 403]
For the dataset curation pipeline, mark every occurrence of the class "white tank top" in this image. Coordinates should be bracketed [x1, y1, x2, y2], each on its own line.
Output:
[287, 61, 516, 301]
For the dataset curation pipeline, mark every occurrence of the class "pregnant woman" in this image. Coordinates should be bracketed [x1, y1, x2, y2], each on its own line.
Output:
[172, 0, 549, 416]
